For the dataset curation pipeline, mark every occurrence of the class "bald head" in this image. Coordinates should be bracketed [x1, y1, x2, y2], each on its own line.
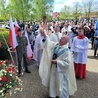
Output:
[39, 28, 47, 37]
[60, 35, 69, 46]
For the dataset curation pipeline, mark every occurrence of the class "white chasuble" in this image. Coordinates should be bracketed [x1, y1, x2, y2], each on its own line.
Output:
[39, 39, 77, 97]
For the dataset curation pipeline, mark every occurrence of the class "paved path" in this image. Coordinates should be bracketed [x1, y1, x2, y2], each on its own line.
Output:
[8, 45, 98, 98]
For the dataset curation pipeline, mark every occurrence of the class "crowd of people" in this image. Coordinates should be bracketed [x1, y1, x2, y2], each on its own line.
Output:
[17, 19, 98, 55]
[10, 19, 98, 98]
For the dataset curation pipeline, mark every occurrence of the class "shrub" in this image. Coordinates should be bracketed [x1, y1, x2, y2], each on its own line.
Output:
[0, 29, 10, 60]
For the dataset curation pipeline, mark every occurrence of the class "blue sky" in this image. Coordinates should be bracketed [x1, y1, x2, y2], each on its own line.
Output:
[53, 0, 98, 12]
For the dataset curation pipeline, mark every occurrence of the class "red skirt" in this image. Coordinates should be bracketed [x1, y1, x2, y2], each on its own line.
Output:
[74, 62, 86, 79]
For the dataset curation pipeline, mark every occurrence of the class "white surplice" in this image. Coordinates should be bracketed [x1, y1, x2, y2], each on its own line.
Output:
[50, 32, 62, 43]
[39, 39, 77, 98]
[71, 36, 89, 64]
[33, 34, 48, 66]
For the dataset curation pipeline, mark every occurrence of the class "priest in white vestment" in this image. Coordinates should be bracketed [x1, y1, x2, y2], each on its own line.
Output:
[71, 27, 89, 79]
[33, 28, 49, 66]
[50, 25, 62, 43]
[39, 34, 77, 98]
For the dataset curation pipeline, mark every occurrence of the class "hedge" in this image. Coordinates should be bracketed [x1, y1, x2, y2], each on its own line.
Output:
[0, 29, 10, 60]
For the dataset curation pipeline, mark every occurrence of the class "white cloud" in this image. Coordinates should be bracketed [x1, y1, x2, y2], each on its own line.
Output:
[53, 3, 65, 12]
[63, 0, 82, 6]
[53, 0, 82, 12]
[54, 0, 64, 4]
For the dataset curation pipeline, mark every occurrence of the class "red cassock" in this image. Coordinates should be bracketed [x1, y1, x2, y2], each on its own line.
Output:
[74, 62, 86, 79]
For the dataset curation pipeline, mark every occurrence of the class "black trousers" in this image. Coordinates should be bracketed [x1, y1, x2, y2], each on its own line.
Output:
[94, 43, 98, 56]
[91, 37, 94, 48]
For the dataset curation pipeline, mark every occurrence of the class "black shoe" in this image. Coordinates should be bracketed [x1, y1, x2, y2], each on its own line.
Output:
[94, 55, 96, 58]
[17, 72, 23, 77]
[25, 70, 31, 73]
[91, 47, 93, 49]
[56, 96, 60, 98]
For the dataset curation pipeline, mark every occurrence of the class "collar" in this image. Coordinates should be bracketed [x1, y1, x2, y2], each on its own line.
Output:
[55, 32, 60, 34]
[59, 43, 68, 49]
[78, 35, 85, 39]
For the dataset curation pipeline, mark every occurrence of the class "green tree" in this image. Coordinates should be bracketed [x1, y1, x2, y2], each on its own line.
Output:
[7, 0, 32, 22]
[72, 2, 82, 20]
[0, 0, 9, 20]
[82, 0, 94, 21]
[32, 0, 54, 21]
[59, 5, 72, 20]
[0, 0, 54, 21]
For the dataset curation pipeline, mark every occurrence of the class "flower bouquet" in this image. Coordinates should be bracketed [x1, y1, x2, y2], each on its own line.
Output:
[0, 60, 22, 98]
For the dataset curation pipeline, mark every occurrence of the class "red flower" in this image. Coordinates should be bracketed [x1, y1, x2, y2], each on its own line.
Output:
[5, 59, 8, 63]
[0, 61, 2, 65]
[17, 86, 20, 88]
[8, 68, 15, 73]
[1, 76, 7, 82]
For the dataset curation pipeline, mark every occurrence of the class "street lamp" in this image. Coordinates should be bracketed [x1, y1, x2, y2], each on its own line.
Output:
[30, 11, 33, 22]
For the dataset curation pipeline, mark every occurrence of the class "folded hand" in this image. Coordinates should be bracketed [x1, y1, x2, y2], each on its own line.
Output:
[51, 60, 57, 64]
[73, 52, 77, 57]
